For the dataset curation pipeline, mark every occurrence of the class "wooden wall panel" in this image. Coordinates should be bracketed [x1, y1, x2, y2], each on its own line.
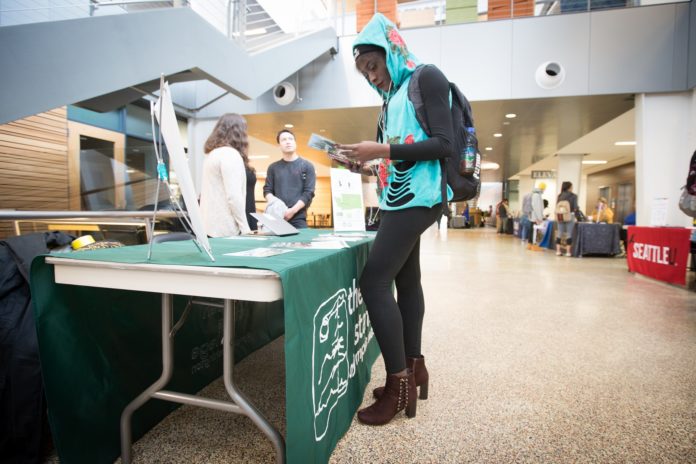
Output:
[0, 108, 69, 239]
[253, 175, 334, 228]
[488, 0, 534, 19]
[585, 162, 635, 221]
[307, 177, 333, 227]
[356, 0, 398, 32]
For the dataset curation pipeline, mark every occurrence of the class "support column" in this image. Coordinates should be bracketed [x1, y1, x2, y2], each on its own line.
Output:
[556, 153, 583, 201]
[635, 91, 695, 227]
[549, 153, 587, 214]
[517, 174, 534, 209]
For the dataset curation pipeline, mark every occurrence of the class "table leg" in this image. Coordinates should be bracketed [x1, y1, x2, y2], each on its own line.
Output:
[223, 299, 286, 464]
[120, 293, 174, 464]
[118, 296, 285, 464]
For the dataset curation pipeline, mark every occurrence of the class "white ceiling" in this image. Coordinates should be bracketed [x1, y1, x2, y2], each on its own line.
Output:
[243, 94, 636, 180]
[512, 107, 636, 179]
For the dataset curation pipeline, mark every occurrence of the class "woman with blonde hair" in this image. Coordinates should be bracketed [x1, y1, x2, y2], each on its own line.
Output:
[200, 113, 252, 237]
[590, 197, 614, 223]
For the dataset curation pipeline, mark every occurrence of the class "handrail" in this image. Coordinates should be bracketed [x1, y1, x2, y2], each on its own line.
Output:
[2, 210, 186, 242]
[0, 211, 182, 220]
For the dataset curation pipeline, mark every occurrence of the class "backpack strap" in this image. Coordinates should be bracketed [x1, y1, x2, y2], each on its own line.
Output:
[407, 64, 433, 136]
[408, 64, 452, 217]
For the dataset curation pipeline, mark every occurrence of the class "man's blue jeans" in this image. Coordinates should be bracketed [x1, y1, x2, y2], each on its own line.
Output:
[519, 217, 532, 242]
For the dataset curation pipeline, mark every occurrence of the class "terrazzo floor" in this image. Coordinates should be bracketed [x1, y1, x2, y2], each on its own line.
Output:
[47, 226, 696, 463]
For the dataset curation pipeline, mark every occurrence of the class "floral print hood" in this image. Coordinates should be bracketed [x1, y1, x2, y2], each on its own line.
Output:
[353, 13, 421, 98]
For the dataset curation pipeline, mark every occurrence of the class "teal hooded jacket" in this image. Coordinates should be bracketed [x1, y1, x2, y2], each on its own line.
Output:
[353, 13, 451, 210]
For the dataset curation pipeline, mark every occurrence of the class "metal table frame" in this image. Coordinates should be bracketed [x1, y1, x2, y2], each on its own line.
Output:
[45, 256, 286, 464]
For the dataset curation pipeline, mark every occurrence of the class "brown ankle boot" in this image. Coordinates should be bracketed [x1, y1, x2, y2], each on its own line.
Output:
[358, 370, 417, 426]
[373, 356, 429, 400]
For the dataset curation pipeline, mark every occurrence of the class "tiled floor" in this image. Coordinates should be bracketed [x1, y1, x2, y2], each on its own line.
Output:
[49, 227, 696, 463]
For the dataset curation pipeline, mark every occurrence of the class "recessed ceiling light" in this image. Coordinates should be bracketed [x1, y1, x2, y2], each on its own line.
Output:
[319, 129, 326, 133]
[249, 155, 269, 160]
[505, 113, 517, 118]
[485, 147, 492, 151]
[614, 141, 635, 146]
[493, 133, 502, 137]
[481, 161, 500, 170]
[582, 160, 608, 165]
[284, 124, 294, 128]
[502, 121, 510, 126]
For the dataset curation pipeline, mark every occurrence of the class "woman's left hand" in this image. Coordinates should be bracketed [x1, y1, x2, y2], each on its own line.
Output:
[336, 141, 389, 162]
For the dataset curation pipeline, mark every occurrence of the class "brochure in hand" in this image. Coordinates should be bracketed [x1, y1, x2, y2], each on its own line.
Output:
[308, 133, 357, 169]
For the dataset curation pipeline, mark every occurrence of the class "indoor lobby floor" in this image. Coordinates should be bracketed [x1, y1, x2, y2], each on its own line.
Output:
[48, 226, 696, 463]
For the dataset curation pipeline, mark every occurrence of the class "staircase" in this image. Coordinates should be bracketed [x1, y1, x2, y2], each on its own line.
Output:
[0, 5, 336, 124]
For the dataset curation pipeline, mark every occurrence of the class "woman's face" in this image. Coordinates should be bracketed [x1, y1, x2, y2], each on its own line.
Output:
[356, 52, 392, 92]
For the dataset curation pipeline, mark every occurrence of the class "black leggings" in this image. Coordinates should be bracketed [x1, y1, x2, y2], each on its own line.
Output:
[359, 205, 441, 374]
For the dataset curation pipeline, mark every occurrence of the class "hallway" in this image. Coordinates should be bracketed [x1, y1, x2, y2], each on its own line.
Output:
[100, 227, 696, 463]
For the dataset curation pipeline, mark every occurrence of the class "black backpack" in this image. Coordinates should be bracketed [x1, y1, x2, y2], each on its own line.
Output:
[408, 64, 481, 215]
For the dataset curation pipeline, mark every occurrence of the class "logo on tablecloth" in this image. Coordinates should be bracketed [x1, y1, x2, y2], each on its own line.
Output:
[629, 236, 677, 265]
[311, 279, 373, 442]
[312, 289, 349, 441]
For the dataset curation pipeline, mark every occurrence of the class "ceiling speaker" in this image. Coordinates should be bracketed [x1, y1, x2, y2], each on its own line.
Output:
[535, 61, 565, 90]
[273, 82, 296, 106]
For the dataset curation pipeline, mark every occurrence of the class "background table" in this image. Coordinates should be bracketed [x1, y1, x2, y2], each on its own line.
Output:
[451, 216, 467, 228]
[31, 230, 379, 464]
[572, 222, 621, 257]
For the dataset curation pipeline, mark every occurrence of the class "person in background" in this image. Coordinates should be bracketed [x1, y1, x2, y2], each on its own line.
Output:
[245, 160, 258, 231]
[519, 191, 533, 242]
[590, 197, 614, 223]
[623, 210, 636, 226]
[200, 113, 251, 237]
[527, 182, 546, 248]
[496, 198, 509, 234]
[336, 14, 454, 426]
[555, 181, 578, 256]
[263, 129, 316, 228]
[618, 208, 636, 257]
[463, 202, 470, 228]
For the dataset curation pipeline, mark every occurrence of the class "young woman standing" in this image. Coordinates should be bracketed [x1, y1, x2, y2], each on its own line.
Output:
[338, 13, 455, 426]
[200, 113, 252, 237]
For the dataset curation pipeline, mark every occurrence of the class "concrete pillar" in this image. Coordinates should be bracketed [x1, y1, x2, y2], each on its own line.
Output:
[635, 91, 695, 227]
[579, 174, 588, 216]
[516, 174, 534, 213]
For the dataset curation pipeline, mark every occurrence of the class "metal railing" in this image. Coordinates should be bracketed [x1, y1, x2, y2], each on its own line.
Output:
[2, 0, 687, 42]
[0, 210, 184, 242]
[0, 0, 688, 45]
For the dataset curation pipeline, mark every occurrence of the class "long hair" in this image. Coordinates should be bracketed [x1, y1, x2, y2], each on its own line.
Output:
[204, 113, 253, 171]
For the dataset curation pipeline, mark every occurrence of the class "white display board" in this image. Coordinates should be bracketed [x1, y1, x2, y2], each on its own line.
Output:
[153, 82, 212, 256]
[650, 196, 668, 226]
[330, 168, 365, 232]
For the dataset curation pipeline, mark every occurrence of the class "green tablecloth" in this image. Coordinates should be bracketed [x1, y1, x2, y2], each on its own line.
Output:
[30, 230, 380, 464]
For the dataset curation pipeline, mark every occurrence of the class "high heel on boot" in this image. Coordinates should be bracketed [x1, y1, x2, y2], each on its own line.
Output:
[373, 356, 429, 400]
[358, 369, 417, 426]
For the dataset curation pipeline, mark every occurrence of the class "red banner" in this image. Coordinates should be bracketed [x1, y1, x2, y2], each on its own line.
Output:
[626, 226, 692, 285]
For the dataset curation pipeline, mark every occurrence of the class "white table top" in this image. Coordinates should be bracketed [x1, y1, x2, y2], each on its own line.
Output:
[45, 256, 283, 302]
